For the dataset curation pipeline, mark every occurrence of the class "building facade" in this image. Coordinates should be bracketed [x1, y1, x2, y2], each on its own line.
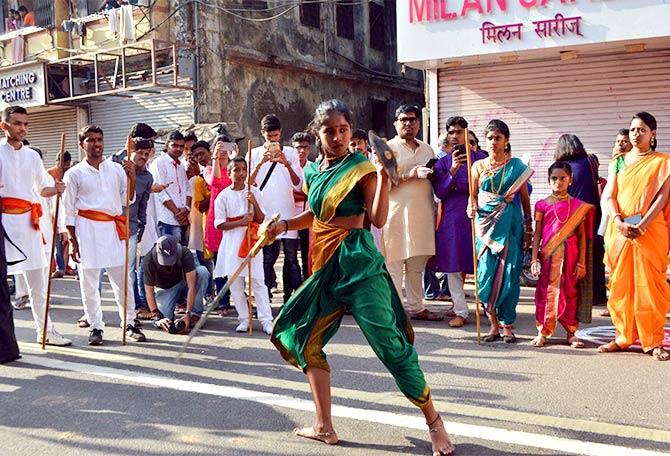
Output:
[397, 0, 670, 200]
[0, 0, 425, 165]
[185, 0, 423, 144]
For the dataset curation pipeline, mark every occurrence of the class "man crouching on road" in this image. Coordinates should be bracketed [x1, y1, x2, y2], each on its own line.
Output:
[144, 235, 209, 333]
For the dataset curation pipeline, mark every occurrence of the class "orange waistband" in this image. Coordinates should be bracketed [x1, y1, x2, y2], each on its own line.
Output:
[1, 197, 42, 230]
[77, 209, 128, 241]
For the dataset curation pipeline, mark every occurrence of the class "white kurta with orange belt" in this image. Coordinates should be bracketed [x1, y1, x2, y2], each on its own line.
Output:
[63, 159, 133, 269]
[381, 137, 436, 263]
[0, 140, 54, 273]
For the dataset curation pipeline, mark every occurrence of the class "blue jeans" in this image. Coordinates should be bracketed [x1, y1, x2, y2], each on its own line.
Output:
[263, 238, 302, 303]
[158, 222, 188, 246]
[135, 254, 147, 309]
[195, 250, 214, 296]
[55, 237, 66, 271]
[155, 265, 209, 319]
[423, 269, 450, 299]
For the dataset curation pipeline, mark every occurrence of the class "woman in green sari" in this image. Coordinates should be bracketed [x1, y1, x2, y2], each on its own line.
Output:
[269, 100, 454, 456]
[469, 120, 534, 343]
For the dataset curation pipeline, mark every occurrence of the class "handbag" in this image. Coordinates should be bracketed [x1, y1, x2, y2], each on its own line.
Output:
[238, 221, 260, 258]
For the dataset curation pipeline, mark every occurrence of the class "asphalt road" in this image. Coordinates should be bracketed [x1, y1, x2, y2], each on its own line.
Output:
[1, 275, 669, 456]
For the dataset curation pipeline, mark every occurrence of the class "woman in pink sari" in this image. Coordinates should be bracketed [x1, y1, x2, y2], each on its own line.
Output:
[530, 162, 593, 348]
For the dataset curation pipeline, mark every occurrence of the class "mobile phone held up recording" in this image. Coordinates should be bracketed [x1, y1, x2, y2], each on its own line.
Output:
[267, 142, 281, 160]
[453, 143, 467, 157]
[425, 158, 438, 169]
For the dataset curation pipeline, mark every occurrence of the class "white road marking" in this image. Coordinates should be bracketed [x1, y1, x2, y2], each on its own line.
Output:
[17, 355, 667, 456]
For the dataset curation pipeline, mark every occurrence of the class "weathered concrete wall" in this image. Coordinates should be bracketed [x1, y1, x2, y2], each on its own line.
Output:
[182, 0, 424, 144]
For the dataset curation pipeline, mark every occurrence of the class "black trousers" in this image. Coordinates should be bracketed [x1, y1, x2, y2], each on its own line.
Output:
[263, 238, 302, 303]
[0, 209, 20, 364]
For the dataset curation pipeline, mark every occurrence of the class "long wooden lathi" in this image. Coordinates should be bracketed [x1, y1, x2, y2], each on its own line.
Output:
[246, 140, 253, 335]
[42, 133, 66, 350]
[464, 128, 482, 344]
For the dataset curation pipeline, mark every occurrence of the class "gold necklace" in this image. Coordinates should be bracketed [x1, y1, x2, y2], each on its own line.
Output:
[488, 158, 507, 194]
[552, 195, 571, 224]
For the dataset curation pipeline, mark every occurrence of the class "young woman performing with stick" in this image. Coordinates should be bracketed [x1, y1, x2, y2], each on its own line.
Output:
[268, 100, 454, 456]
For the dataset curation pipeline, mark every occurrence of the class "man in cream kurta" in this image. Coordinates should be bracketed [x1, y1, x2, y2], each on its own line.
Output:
[0, 106, 71, 346]
[382, 105, 442, 321]
[63, 125, 146, 345]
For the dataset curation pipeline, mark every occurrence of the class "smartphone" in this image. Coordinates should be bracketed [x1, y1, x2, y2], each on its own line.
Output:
[267, 142, 281, 157]
[425, 158, 438, 169]
[623, 214, 642, 225]
[221, 142, 237, 152]
[453, 144, 467, 155]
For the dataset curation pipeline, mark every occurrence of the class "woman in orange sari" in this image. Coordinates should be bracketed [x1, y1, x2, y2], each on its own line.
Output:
[599, 112, 670, 361]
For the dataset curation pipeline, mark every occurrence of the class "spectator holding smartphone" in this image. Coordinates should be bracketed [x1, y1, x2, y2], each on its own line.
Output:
[249, 115, 304, 303]
[429, 117, 487, 327]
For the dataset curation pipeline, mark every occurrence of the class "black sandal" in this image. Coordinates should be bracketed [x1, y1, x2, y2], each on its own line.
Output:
[503, 333, 517, 344]
[483, 333, 501, 342]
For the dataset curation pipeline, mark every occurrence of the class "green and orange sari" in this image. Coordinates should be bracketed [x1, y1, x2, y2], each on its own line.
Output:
[271, 152, 430, 408]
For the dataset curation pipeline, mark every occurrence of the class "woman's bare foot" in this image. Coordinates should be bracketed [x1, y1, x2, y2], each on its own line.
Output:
[651, 347, 670, 361]
[293, 426, 339, 445]
[531, 334, 546, 347]
[567, 334, 584, 349]
[597, 340, 621, 353]
[427, 415, 455, 456]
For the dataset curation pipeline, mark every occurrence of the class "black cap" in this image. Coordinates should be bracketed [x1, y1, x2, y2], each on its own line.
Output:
[156, 235, 179, 266]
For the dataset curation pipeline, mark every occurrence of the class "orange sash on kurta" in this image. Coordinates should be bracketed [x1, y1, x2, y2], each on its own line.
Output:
[77, 209, 128, 241]
[604, 152, 670, 351]
[1, 197, 43, 230]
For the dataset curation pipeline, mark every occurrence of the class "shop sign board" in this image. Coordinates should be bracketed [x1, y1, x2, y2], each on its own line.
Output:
[397, 0, 670, 64]
[0, 62, 47, 108]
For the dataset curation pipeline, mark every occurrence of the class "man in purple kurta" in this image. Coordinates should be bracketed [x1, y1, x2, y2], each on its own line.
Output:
[428, 117, 486, 327]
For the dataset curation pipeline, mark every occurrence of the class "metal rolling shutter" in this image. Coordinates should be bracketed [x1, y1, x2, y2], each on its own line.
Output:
[26, 107, 80, 167]
[88, 90, 194, 155]
[437, 49, 670, 202]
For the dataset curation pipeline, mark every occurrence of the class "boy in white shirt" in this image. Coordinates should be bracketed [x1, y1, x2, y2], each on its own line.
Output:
[213, 157, 273, 334]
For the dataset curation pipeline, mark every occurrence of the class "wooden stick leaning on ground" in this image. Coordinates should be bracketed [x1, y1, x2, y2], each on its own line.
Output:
[42, 133, 66, 350]
[464, 128, 481, 345]
[122, 137, 133, 345]
[176, 214, 280, 362]
[246, 140, 253, 335]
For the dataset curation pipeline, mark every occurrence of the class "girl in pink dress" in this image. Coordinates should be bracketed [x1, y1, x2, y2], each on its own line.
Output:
[530, 161, 593, 348]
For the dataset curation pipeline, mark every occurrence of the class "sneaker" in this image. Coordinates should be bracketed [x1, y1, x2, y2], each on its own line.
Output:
[88, 328, 104, 346]
[235, 321, 249, 333]
[37, 330, 72, 346]
[12, 295, 29, 310]
[261, 321, 273, 335]
[133, 318, 142, 328]
[126, 325, 147, 342]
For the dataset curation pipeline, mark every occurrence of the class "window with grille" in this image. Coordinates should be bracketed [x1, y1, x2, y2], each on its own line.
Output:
[300, 1, 321, 29]
[336, 0, 354, 40]
[369, 1, 385, 51]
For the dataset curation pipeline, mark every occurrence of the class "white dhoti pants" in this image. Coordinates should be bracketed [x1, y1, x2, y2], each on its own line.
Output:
[229, 277, 273, 324]
[447, 272, 468, 318]
[387, 255, 430, 315]
[20, 267, 54, 336]
[79, 265, 136, 331]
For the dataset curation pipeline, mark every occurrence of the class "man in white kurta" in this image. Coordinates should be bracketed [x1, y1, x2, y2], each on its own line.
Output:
[0, 106, 71, 346]
[213, 179, 273, 335]
[249, 115, 303, 303]
[63, 125, 146, 345]
[382, 105, 442, 321]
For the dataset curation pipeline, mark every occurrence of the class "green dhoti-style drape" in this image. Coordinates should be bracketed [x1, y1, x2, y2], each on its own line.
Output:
[271, 153, 430, 408]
